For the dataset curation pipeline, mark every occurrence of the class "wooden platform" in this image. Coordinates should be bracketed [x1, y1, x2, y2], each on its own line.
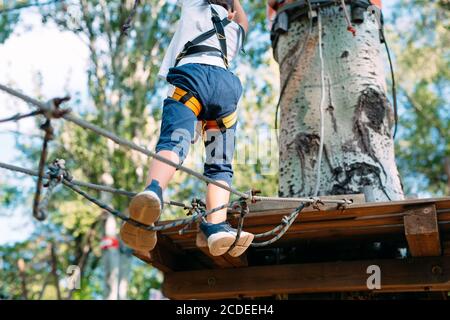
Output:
[134, 196, 450, 299]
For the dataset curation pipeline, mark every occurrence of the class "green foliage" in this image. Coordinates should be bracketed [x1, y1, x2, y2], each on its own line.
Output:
[0, 1, 28, 43]
[391, 0, 450, 195]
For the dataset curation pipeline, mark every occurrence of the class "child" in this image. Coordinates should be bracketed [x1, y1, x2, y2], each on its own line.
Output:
[120, 0, 254, 258]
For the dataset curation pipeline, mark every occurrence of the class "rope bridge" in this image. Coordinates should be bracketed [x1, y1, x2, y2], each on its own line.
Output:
[0, 83, 353, 248]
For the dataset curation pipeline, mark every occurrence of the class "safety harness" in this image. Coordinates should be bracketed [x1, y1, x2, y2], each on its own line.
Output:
[171, 0, 245, 133]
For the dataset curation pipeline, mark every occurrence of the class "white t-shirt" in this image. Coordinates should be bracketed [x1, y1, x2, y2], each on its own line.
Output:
[158, 0, 243, 79]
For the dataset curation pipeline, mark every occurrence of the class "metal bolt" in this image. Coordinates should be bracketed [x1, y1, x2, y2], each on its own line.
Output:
[207, 277, 216, 287]
[431, 265, 443, 275]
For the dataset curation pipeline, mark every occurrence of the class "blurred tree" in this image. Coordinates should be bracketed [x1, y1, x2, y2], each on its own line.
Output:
[0, 1, 28, 43]
[391, 0, 449, 196]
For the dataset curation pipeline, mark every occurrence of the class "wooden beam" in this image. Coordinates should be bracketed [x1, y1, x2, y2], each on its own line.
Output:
[442, 241, 450, 257]
[246, 193, 366, 213]
[196, 231, 248, 268]
[404, 205, 441, 257]
[133, 235, 204, 272]
[163, 256, 450, 300]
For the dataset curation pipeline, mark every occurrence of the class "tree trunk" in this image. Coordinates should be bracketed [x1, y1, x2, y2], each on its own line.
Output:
[274, 5, 404, 201]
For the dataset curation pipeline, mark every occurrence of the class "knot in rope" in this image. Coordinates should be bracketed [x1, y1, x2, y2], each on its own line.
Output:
[43, 96, 71, 120]
[310, 196, 325, 210]
[34, 159, 67, 221]
[226, 197, 250, 254]
[281, 215, 290, 226]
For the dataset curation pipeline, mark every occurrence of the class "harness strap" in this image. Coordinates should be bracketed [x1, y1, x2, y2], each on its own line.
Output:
[210, 5, 229, 67]
[171, 87, 202, 117]
[175, 1, 246, 68]
[175, 45, 224, 67]
[170, 86, 237, 136]
[203, 110, 238, 133]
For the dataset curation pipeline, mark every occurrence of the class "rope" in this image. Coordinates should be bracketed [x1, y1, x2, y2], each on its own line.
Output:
[0, 83, 356, 207]
[64, 179, 231, 232]
[0, 110, 42, 123]
[381, 27, 398, 138]
[0, 84, 251, 199]
[251, 202, 306, 247]
[32, 119, 54, 221]
[313, 9, 326, 197]
[340, 0, 356, 36]
[0, 161, 349, 248]
[0, 83, 356, 248]
[227, 200, 249, 254]
[0, 161, 191, 209]
[0, 159, 228, 232]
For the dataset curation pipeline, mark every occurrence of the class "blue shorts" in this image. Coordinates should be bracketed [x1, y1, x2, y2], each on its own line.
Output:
[155, 63, 243, 187]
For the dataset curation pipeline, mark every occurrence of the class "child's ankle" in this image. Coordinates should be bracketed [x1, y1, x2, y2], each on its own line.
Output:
[145, 179, 164, 206]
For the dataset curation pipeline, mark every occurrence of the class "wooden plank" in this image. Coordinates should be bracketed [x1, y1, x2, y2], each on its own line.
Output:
[232, 197, 450, 227]
[156, 198, 450, 233]
[247, 193, 366, 213]
[404, 205, 441, 257]
[163, 256, 450, 299]
[443, 241, 450, 257]
[196, 232, 248, 268]
[170, 214, 450, 250]
[133, 235, 205, 272]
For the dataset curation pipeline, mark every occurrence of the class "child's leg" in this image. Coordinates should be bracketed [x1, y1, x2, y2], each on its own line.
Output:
[200, 125, 254, 257]
[206, 180, 229, 224]
[146, 97, 197, 192]
[203, 126, 235, 220]
[145, 150, 180, 189]
[121, 98, 197, 253]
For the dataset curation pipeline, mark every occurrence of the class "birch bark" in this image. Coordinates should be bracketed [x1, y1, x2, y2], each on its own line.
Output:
[274, 5, 404, 201]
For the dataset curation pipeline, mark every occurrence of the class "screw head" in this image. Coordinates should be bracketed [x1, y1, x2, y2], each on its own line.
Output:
[431, 265, 443, 275]
[207, 277, 216, 287]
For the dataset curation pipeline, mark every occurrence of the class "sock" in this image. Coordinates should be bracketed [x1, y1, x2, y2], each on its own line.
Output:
[144, 179, 164, 209]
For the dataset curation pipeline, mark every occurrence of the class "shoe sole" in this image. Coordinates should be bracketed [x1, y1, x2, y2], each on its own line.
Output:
[120, 192, 161, 253]
[208, 232, 237, 257]
[228, 232, 255, 257]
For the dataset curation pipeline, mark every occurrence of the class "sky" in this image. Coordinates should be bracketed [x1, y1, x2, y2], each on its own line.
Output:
[0, 1, 411, 245]
[0, 9, 89, 244]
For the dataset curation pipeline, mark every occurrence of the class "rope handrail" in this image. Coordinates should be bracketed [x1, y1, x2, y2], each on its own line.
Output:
[0, 83, 354, 206]
[0, 83, 355, 247]
[0, 83, 250, 199]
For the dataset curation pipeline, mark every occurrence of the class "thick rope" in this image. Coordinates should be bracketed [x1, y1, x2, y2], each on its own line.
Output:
[0, 160, 229, 232]
[251, 202, 306, 247]
[0, 83, 356, 248]
[227, 200, 249, 254]
[32, 119, 53, 221]
[0, 83, 355, 206]
[0, 83, 250, 199]
[0, 161, 191, 209]
[0, 110, 42, 123]
[0, 161, 342, 247]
